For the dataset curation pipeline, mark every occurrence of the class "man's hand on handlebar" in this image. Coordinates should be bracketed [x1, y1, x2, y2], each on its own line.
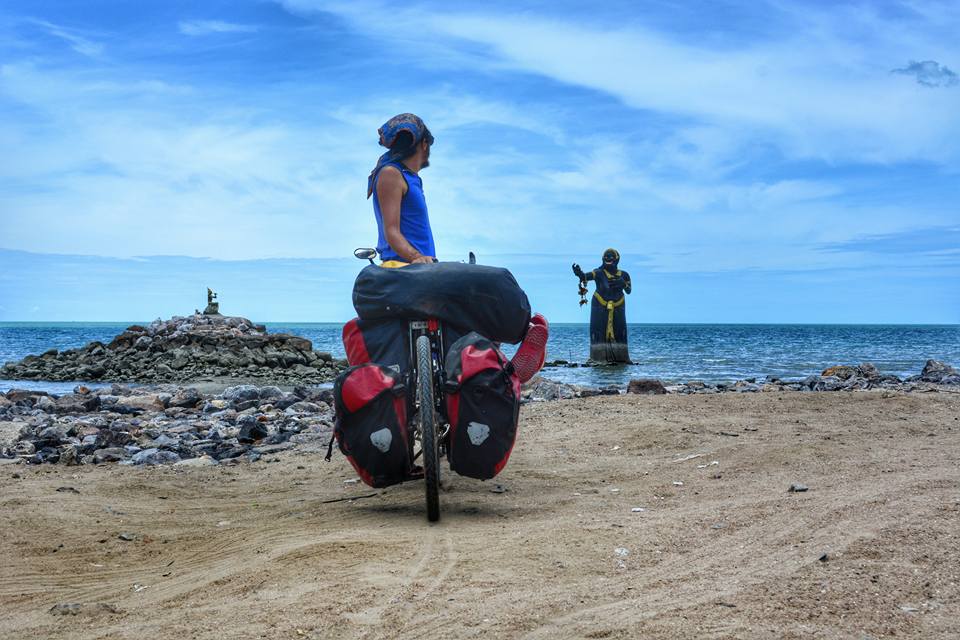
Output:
[410, 255, 434, 265]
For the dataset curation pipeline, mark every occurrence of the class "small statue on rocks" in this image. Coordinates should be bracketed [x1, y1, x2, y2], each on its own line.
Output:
[572, 248, 632, 364]
[203, 288, 220, 316]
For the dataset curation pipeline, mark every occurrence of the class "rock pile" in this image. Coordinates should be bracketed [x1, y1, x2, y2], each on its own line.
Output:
[0, 383, 334, 466]
[523, 360, 959, 401]
[1, 313, 347, 385]
[663, 359, 959, 395]
[3, 360, 957, 466]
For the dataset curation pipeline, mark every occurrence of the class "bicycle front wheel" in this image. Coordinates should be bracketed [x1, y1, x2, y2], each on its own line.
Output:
[416, 335, 441, 522]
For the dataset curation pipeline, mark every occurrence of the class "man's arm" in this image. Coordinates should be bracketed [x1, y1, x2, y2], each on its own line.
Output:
[377, 166, 433, 264]
[622, 271, 632, 294]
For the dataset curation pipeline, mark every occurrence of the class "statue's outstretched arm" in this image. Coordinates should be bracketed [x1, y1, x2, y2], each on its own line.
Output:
[571, 264, 595, 281]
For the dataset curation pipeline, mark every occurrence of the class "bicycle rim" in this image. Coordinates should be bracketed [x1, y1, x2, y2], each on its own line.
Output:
[416, 335, 440, 522]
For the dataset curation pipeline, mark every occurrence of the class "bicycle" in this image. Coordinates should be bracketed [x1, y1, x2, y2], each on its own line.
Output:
[353, 248, 459, 522]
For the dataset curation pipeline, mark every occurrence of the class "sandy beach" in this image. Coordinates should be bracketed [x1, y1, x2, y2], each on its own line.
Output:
[2, 390, 958, 639]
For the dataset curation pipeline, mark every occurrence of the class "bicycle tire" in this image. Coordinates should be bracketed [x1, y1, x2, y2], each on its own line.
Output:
[416, 335, 441, 522]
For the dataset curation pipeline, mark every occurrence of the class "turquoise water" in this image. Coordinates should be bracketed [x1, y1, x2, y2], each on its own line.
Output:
[2, 322, 958, 389]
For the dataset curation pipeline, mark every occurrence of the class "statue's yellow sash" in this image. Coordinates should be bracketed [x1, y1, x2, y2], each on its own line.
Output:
[593, 292, 625, 341]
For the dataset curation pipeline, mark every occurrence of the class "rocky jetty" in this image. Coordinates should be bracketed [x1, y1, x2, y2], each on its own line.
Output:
[524, 359, 960, 401]
[0, 383, 334, 466]
[1, 313, 346, 385]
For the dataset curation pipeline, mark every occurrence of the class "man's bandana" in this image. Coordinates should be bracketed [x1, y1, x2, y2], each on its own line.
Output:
[367, 113, 434, 198]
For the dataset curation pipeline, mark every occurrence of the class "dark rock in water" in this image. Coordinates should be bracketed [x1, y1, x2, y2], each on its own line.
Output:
[920, 359, 958, 383]
[627, 379, 667, 395]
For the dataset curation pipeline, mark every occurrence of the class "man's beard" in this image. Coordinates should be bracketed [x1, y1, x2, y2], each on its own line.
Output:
[422, 146, 430, 169]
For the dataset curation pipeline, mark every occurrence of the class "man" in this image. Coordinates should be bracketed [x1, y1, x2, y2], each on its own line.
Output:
[364, 112, 548, 382]
[367, 113, 436, 267]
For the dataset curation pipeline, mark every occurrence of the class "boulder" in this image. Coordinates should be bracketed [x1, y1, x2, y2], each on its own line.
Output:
[920, 360, 958, 383]
[113, 395, 167, 414]
[286, 401, 322, 414]
[0, 421, 27, 449]
[168, 387, 202, 408]
[821, 365, 857, 380]
[815, 376, 845, 391]
[131, 448, 181, 465]
[222, 385, 260, 403]
[92, 447, 127, 464]
[523, 377, 579, 401]
[627, 378, 668, 395]
[13, 441, 36, 456]
[35, 396, 57, 412]
[857, 362, 881, 380]
[54, 394, 101, 414]
[238, 418, 269, 444]
[174, 455, 218, 467]
[259, 386, 283, 400]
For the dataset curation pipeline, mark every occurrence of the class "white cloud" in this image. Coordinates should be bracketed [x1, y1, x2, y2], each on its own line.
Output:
[178, 20, 259, 37]
[28, 18, 103, 57]
[290, 1, 960, 167]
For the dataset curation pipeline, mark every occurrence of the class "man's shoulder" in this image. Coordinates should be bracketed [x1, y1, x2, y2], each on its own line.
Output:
[377, 164, 406, 186]
[380, 163, 403, 176]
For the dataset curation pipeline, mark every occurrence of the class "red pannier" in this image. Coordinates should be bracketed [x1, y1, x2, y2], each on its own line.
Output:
[443, 333, 522, 480]
[342, 317, 409, 370]
[333, 363, 410, 488]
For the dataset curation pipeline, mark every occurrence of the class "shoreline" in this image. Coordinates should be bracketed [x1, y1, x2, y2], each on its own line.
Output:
[2, 359, 958, 469]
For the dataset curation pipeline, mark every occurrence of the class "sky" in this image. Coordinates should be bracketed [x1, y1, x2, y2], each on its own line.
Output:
[0, 0, 958, 323]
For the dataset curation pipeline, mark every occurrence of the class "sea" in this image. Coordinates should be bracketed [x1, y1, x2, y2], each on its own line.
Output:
[2, 322, 959, 393]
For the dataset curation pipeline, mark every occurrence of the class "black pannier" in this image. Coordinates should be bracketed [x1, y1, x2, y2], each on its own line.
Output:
[342, 317, 467, 372]
[352, 263, 532, 344]
[333, 363, 410, 488]
[443, 333, 522, 480]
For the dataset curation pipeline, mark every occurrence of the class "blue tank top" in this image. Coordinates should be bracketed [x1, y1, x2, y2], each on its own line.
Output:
[372, 162, 436, 261]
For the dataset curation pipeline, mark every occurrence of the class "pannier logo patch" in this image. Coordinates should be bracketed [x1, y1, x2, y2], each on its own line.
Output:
[467, 422, 490, 446]
[370, 428, 393, 453]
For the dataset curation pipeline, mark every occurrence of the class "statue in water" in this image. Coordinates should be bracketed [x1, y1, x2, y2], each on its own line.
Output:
[203, 288, 220, 316]
[572, 249, 632, 363]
